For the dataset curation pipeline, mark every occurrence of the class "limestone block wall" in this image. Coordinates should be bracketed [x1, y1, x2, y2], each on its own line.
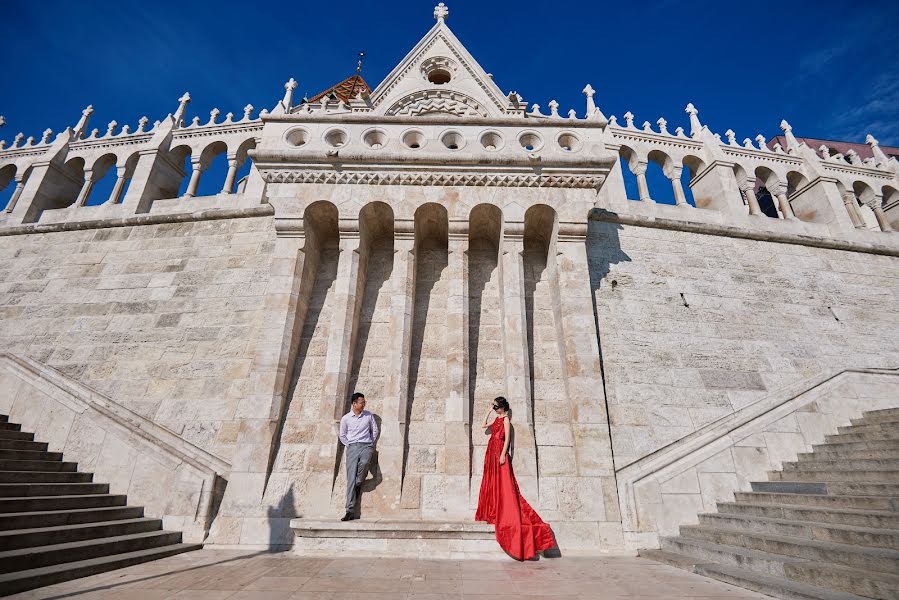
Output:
[0, 214, 276, 463]
[588, 218, 899, 466]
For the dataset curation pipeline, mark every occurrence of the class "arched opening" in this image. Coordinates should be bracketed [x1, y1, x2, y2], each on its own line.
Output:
[167, 145, 193, 199]
[754, 166, 781, 218]
[617, 146, 641, 201]
[228, 139, 257, 194]
[647, 149, 675, 205]
[883, 185, 899, 230]
[853, 181, 879, 230]
[194, 141, 228, 197]
[0, 165, 17, 211]
[681, 155, 706, 208]
[732, 164, 753, 215]
[84, 154, 118, 206]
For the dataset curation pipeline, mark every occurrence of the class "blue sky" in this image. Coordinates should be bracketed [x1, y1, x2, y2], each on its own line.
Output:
[2, 0, 898, 203]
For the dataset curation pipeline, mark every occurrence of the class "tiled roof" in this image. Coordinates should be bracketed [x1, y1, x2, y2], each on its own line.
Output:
[307, 74, 372, 103]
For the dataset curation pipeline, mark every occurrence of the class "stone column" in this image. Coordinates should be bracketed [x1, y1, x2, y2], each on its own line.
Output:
[740, 178, 762, 216]
[222, 154, 240, 194]
[107, 166, 129, 204]
[376, 224, 416, 515]
[632, 161, 653, 203]
[773, 183, 797, 219]
[499, 225, 539, 498]
[75, 171, 95, 207]
[184, 158, 203, 198]
[4, 177, 25, 213]
[442, 227, 470, 518]
[868, 198, 894, 232]
[667, 166, 690, 207]
[842, 191, 867, 229]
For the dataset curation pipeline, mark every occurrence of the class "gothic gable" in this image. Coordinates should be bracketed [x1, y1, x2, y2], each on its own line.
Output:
[369, 5, 523, 118]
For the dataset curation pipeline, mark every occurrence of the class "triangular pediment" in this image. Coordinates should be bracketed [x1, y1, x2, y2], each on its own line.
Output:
[370, 16, 524, 118]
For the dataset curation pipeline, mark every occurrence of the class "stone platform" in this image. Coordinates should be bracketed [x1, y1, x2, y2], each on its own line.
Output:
[289, 518, 501, 558]
[5, 549, 776, 599]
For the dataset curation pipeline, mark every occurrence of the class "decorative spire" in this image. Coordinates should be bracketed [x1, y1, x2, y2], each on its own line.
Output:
[434, 2, 449, 22]
[725, 129, 737, 146]
[137, 116, 149, 133]
[105, 120, 118, 137]
[208, 108, 220, 125]
[41, 128, 53, 144]
[13, 133, 24, 148]
[582, 84, 607, 122]
[174, 93, 191, 127]
[866, 134, 890, 165]
[684, 103, 702, 138]
[548, 100, 560, 118]
[623, 111, 635, 129]
[243, 104, 255, 121]
[657, 117, 668, 135]
[779, 119, 801, 152]
[818, 144, 831, 159]
[282, 78, 298, 111]
[73, 105, 94, 139]
[755, 134, 767, 151]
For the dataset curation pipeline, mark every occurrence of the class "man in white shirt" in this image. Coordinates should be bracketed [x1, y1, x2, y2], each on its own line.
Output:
[338, 392, 379, 521]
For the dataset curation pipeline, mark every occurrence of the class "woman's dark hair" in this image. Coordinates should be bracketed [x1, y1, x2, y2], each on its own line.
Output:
[493, 396, 510, 412]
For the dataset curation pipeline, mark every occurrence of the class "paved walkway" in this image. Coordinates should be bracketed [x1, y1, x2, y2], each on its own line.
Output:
[9, 550, 774, 599]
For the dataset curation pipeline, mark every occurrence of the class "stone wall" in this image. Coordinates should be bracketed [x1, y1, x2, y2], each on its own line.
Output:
[589, 219, 899, 470]
[0, 215, 276, 463]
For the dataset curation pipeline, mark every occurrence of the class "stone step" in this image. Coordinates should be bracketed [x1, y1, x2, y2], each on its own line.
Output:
[825, 430, 899, 443]
[837, 423, 899, 436]
[787, 457, 899, 471]
[0, 431, 37, 442]
[0, 517, 164, 551]
[641, 548, 873, 600]
[852, 415, 899, 427]
[0, 494, 128, 514]
[0, 423, 21, 432]
[734, 491, 898, 511]
[751, 480, 899, 497]
[0, 506, 144, 531]
[766, 470, 899, 484]
[0, 529, 183, 574]
[697, 513, 899, 549]
[678, 525, 899, 574]
[0, 542, 202, 596]
[862, 407, 899, 421]
[0, 448, 61, 461]
[813, 439, 899, 454]
[0, 471, 93, 484]
[0, 482, 109, 498]
[717, 502, 899, 529]
[0, 439, 48, 452]
[0, 459, 77, 472]
[798, 448, 899, 461]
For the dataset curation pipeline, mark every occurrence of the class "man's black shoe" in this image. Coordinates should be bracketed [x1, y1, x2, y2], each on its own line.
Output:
[340, 512, 354, 521]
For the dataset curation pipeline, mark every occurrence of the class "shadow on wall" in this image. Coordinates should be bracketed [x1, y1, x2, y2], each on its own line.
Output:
[267, 486, 296, 549]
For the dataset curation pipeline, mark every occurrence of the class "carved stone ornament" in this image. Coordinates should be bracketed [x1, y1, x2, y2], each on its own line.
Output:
[385, 89, 488, 117]
[261, 169, 604, 189]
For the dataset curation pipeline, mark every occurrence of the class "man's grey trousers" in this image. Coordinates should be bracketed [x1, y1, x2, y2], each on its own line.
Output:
[345, 442, 373, 512]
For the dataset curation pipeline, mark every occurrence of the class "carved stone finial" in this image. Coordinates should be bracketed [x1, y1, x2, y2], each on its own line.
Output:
[13, 133, 24, 148]
[530, 103, 543, 117]
[743, 138, 754, 149]
[846, 149, 862, 165]
[548, 100, 560, 118]
[685, 103, 702, 138]
[224, 112, 234, 124]
[773, 142, 784, 154]
[120, 124, 131, 136]
[623, 111, 635, 128]
[568, 109, 577, 119]
[105, 120, 118, 137]
[657, 117, 668, 135]
[209, 108, 220, 125]
[190, 116, 201, 127]
[675, 126, 685, 138]
[243, 104, 255, 120]
[642, 121, 653, 133]
[73, 104, 94, 139]
[866, 133, 890, 165]
[755, 134, 767, 150]
[281, 78, 298, 111]
[434, 2, 449, 21]
[725, 129, 737, 145]
[41, 128, 53, 144]
[608, 115, 618, 127]
[25, 136, 35, 147]
[174, 92, 191, 126]
[818, 144, 831, 159]
[88, 128, 99, 139]
[137, 116, 149, 133]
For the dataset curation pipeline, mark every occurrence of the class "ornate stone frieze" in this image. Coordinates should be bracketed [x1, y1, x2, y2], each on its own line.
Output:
[261, 168, 604, 188]
[385, 90, 487, 117]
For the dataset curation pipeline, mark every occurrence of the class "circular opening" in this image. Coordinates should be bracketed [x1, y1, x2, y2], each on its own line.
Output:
[285, 128, 309, 147]
[427, 69, 452, 85]
[324, 129, 348, 148]
[402, 130, 426, 150]
[557, 133, 582, 152]
[518, 131, 543, 152]
[363, 129, 388, 150]
[440, 131, 464, 151]
[480, 131, 503, 151]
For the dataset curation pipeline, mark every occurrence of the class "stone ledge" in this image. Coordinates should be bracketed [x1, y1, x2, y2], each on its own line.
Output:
[290, 518, 494, 540]
[590, 208, 899, 257]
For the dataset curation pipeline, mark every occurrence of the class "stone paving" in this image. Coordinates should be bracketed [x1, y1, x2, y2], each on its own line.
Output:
[8, 550, 775, 599]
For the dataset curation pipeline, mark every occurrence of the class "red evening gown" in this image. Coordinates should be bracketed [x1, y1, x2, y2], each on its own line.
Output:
[475, 416, 555, 560]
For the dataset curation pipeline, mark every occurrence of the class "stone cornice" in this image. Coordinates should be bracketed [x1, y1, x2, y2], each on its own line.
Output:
[261, 169, 605, 189]
[69, 133, 154, 151]
[171, 122, 263, 141]
[262, 112, 603, 129]
[821, 161, 894, 180]
[0, 146, 51, 160]
[0, 204, 274, 237]
[589, 208, 899, 257]
[610, 128, 703, 151]
[721, 146, 803, 166]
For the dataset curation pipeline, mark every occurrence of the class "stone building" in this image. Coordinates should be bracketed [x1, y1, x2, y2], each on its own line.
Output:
[0, 1, 897, 581]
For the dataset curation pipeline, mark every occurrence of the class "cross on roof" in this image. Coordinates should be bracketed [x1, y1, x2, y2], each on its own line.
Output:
[434, 3, 448, 21]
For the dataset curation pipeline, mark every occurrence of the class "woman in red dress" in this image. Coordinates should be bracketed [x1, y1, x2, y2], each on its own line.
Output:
[475, 396, 555, 560]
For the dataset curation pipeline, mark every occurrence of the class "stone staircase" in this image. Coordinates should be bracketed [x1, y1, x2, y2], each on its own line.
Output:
[0, 414, 201, 596]
[640, 406, 899, 600]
